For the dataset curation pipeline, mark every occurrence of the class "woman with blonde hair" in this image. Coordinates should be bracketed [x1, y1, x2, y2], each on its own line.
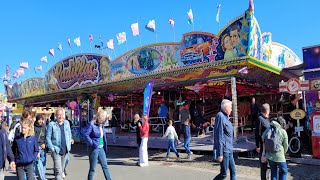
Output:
[85, 110, 112, 180]
[12, 119, 39, 180]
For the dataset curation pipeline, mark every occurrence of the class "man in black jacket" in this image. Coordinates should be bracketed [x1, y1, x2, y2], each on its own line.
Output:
[0, 122, 16, 179]
[34, 115, 47, 179]
[255, 103, 270, 180]
[251, 97, 260, 133]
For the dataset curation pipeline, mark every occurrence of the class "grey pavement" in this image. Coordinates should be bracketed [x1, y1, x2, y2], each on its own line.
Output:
[3, 144, 320, 180]
[3, 145, 258, 180]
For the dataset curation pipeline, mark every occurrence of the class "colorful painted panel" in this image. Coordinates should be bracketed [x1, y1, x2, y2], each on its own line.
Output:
[179, 33, 218, 65]
[248, 17, 261, 59]
[260, 33, 301, 69]
[260, 32, 272, 62]
[127, 48, 161, 74]
[20, 78, 46, 98]
[111, 45, 181, 81]
[46, 54, 111, 91]
[5, 82, 21, 100]
[217, 15, 249, 60]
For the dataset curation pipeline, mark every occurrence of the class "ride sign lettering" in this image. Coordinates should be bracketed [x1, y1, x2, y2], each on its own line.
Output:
[52, 56, 99, 89]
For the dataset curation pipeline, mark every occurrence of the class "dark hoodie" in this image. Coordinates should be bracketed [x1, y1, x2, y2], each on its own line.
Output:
[34, 122, 46, 146]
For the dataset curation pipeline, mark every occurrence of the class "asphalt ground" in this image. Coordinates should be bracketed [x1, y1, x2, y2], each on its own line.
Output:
[3, 144, 320, 180]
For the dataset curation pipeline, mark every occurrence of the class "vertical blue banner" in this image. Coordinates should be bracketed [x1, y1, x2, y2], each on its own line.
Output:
[143, 81, 154, 117]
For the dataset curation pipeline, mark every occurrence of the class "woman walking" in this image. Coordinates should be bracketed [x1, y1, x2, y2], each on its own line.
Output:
[262, 116, 288, 180]
[12, 119, 39, 180]
[85, 110, 112, 180]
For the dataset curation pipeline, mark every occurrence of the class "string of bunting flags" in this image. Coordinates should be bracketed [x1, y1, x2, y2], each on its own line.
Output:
[2, 5, 224, 83]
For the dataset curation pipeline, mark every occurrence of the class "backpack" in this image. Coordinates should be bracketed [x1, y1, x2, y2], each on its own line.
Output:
[8, 122, 21, 142]
[264, 126, 282, 153]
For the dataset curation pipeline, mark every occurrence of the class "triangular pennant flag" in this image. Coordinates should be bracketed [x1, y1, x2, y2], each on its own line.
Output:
[20, 62, 29, 69]
[168, 19, 175, 29]
[57, 43, 62, 51]
[131, 23, 140, 36]
[145, 20, 156, 32]
[107, 39, 114, 50]
[40, 56, 48, 63]
[49, 48, 55, 57]
[74, 37, 81, 47]
[89, 34, 93, 43]
[116, 32, 127, 45]
[67, 38, 71, 47]
[216, 4, 221, 23]
[187, 8, 194, 24]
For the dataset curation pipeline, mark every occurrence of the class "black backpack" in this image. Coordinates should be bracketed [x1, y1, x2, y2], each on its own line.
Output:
[264, 126, 282, 153]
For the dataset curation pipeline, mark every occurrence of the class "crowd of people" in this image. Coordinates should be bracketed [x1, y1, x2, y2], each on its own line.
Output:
[0, 108, 74, 180]
[0, 96, 297, 180]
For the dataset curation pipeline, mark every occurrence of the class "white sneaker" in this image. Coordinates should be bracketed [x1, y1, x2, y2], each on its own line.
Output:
[62, 173, 66, 178]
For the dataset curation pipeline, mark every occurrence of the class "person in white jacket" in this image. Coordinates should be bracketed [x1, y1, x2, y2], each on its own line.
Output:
[163, 120, 181, 160]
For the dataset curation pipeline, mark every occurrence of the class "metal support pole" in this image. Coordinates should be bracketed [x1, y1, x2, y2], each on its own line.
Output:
[231, 77, 238, 139]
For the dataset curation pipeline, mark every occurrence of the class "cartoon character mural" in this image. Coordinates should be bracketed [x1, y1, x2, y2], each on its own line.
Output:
[261, 32, 272, 62]
[5, 82, 22, 100]
[99, 56, 110, 82]
[216, 16, 249, 60]
[20, 78, 46, 98]
[248, 17, 261, 59]
[262, 40, 302, 69]
[221, 34, 237, 59]
[46, 71, 59, 92]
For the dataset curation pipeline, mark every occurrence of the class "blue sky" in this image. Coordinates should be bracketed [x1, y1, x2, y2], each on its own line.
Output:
[0, 0, 319, 93]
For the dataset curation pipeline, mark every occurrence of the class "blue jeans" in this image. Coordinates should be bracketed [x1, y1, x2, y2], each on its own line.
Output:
[269, 160, 287, 180]
[16, 162, 34, 180]
[88, 147, 112, 180]
[213, 152, 236, 180]
[34, 149, 46, 180]
[184, 137, 191, 155]
[167, 139, 179, 157]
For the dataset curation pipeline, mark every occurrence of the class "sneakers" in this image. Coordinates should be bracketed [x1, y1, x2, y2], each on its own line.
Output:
[176, 157, 181, 161]
[62, 173, 66, 178]
[187, 154, 192, 160]
[166, 157, 170, 161]
[190, 151, 193, 155]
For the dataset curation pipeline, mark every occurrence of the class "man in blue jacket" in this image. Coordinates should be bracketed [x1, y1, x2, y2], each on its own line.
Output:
[0, 122, 16, 180]
[213, 99, 236, 180]
[46, 108, 72, 180]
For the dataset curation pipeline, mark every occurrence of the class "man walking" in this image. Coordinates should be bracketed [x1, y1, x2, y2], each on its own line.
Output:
[178, 104, 191, 140]
[47, 108, 72, 180]
[251, 97, 260, 133]
[255, 103, 271, 180]
[213, 99, 236, 180]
